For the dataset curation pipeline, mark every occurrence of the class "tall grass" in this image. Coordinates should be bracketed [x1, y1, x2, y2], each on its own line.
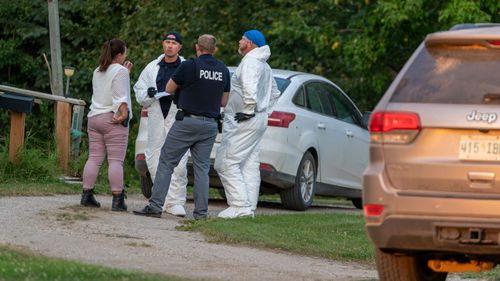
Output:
[0, 144, 61, 184]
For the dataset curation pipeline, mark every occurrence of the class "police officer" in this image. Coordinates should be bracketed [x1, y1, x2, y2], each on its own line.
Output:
[134, 34, 230, 220]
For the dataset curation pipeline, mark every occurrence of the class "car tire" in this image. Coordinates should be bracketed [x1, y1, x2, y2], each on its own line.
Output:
[376, 248, 448, 281]
[280, 151, 316, 211]
[351, 198, 363, 209]
[217, 188, 227, 199]
[140, 172, 153, 199]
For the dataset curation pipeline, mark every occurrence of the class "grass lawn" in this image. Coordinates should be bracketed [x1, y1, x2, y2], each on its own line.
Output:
[0, 245, 196, 281]
[180, 212, 500, 280]
[179, 212, 375, 264]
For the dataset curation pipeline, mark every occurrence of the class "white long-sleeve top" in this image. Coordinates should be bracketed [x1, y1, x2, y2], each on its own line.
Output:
[225, 45, 280, 116]
[89, 63, 133, 120]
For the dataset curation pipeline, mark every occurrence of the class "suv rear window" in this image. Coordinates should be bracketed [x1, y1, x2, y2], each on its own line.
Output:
[390, 45, 500, 104]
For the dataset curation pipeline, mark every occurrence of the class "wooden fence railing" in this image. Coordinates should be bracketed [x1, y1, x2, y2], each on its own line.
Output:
[0, 85, 86, 173]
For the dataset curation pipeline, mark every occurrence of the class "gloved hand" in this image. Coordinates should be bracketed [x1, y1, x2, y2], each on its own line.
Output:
[154, 91, 171, 99]
[234, 112, 255, 123]
[147, 87, 157, 98]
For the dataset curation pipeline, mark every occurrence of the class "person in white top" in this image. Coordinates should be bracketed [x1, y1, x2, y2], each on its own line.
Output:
[215, 30, 280, 219]
[81, 38, 133, 212]
[133, 31, 188, 217]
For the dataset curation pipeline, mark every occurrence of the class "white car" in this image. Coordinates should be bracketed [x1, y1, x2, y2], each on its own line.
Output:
[135, 68, 370, 210]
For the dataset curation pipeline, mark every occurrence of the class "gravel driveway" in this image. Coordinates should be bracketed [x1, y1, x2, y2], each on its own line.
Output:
[0, 194, 485, 281]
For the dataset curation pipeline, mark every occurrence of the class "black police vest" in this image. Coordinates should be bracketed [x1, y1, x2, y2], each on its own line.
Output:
[178, 57, 226, 118]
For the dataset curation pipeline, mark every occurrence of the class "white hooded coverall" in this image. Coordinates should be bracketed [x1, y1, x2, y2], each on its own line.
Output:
[134, 54, 188, 209]
[214, 45, 280, 212]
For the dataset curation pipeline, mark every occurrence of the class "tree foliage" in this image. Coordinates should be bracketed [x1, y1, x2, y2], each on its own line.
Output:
[1, 0, 499, 176]
[2, 0, 500, 110]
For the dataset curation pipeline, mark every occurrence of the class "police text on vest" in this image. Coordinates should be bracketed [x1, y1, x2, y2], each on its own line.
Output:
[200, 70, 223, 81]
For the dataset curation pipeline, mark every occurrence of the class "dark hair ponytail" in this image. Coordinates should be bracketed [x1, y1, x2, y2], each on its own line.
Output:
[98, 39, 127, 72]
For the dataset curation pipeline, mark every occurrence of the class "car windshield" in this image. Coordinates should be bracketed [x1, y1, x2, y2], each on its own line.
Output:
[390, 45, 500, 104]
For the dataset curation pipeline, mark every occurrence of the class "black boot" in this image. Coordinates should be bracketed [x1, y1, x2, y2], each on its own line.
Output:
[112, 190, 127, 212]
[81, 189, 101, 208]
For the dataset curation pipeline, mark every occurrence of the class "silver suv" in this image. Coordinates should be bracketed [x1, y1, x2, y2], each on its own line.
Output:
[364, 24, 500, 280]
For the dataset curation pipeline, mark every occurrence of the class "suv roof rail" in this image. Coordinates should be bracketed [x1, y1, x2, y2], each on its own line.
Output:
[450, 23, 500, 31]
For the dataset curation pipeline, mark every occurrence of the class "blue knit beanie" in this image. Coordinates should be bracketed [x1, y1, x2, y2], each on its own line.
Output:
[243, 29, 266, 47]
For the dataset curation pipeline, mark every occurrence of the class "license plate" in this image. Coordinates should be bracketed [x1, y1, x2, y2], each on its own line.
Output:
[459, 135, 500, 161]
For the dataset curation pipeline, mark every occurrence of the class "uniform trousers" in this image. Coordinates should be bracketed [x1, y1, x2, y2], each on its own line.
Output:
[149, 116, 217, 219]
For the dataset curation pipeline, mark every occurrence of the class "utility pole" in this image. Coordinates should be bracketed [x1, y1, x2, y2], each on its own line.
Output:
[48, 0, 63, 96]
[47, 0, 70, 173]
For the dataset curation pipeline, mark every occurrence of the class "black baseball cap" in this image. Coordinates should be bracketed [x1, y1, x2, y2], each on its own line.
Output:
[163, 31, 182, 44]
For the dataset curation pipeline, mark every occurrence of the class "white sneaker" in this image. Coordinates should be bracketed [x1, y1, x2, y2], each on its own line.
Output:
[217, 206, 254, 219]
[164, 205, 186, 217]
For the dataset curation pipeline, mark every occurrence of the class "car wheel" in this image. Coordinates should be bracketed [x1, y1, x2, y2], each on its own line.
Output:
[140, 172, 153, 199]
[376, 248, 448, 281]
[351, 198, 363, 209]
[280, 151, 316, 211]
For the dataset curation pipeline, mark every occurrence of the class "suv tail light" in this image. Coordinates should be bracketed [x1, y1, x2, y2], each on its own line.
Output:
[364, 204, 384, 216]
[141, 109, 148, 117]
[268, 111, 296, 128]
[369, 111, 420, 144]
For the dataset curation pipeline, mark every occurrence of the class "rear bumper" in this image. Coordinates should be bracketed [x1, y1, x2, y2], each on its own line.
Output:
[187, 161, 295, 189]
[363, 167, 500, 256]
[366, 215, 500, 255]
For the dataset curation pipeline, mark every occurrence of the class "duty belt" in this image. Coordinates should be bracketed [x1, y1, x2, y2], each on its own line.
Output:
[184, 113, 216, 122]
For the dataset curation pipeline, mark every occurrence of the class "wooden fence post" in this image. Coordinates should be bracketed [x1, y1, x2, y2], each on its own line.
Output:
[56, 101, 71, 172]
[8, 111, 26, 163]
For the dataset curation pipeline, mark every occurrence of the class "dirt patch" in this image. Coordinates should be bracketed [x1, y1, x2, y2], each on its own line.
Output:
[0, 194, 484, 281]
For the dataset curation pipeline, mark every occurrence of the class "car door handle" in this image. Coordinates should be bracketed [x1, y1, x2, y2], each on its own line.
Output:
[345, 130, 354, 138]
[317, 123, 326, 130]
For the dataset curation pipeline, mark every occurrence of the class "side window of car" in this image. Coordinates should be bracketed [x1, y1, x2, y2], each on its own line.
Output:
[292, 86, 305, 107]
[305, 82, 335, 116]
[324, 84, 362, 126]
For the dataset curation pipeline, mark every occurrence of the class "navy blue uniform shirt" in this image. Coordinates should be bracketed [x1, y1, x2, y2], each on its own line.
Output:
[156, 56, 181, 118]
[171, 54, 230, 118]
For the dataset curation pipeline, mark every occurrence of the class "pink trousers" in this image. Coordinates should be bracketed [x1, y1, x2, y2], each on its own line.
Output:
[82, 112, 129, 193]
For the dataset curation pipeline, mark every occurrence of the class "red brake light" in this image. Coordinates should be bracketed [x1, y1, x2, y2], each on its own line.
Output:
[268, 111, 296, 128]
[141, 109, 148, 117]
[136, 154, 146, 160]
[259, 163, 274, 171]
[369, 111, 420, 144]
[370, 112, 420, 132]
[364, 204, 384, 216]
[488, 40, 500, 46]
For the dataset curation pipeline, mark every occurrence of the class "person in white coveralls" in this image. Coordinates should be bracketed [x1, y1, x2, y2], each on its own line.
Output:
[215, 29, 280, 219]
[133, 31, 188, 217]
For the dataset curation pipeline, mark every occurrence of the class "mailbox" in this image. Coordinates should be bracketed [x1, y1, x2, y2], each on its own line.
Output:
[0, 93, 34, 113]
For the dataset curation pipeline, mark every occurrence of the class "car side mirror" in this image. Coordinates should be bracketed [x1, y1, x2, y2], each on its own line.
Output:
[361, 111, 371, 129]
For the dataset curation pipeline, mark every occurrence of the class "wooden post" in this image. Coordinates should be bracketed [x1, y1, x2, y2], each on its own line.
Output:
[48, 0, 64, 97]
[56, 101, 71, 173]
[8, 111, 26, 163]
